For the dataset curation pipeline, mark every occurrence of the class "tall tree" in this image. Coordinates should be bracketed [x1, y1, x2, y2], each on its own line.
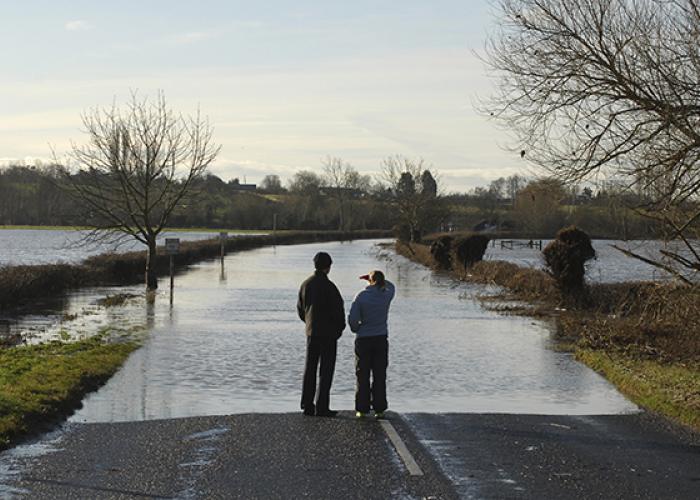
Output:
[288, 170, 325, 227]
[381, 155, 447, 241]
[483, 0, 700, 281]
[259, 174, 284, 193]
[322, 157, 372, 230]
[64, 92, 221, 290]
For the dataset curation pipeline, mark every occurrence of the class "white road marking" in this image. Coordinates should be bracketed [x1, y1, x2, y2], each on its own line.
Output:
[380, 420, 424, 476]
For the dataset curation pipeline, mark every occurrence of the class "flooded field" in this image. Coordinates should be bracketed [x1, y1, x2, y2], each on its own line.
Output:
[484, 238, 673, 283]
[0, 228, 675, 283]
[26, 239, 635, 421]
[0, 229, 265, 266]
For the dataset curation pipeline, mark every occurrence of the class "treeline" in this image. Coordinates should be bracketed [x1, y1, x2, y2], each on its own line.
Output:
[0, 165, 396, 231]
[0, 163, 671, 238]
[447, 176, 666, 239]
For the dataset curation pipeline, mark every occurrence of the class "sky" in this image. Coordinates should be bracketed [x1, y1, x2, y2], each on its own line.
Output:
[0, 0, 525, 192]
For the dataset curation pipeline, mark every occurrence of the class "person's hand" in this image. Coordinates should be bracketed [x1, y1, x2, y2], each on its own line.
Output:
[359, 274, 370, 281]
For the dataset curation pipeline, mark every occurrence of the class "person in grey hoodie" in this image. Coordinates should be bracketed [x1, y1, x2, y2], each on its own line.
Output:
[348, 270, 395, 418]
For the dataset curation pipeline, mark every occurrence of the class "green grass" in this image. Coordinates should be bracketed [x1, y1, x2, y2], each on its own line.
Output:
[577, 349, 700, 431]
[0, 336, 139, 449]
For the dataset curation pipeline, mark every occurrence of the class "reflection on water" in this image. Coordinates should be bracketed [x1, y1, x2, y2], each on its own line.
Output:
[69, 239, 636, 421]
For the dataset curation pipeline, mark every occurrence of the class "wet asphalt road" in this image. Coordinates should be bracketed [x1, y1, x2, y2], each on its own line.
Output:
[3, 411, 699, 499]
[2, 413, 455, 499]
[405, 412, 700, 499]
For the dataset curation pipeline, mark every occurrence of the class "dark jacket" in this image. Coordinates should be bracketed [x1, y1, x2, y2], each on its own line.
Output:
[297, 270, 346, 339]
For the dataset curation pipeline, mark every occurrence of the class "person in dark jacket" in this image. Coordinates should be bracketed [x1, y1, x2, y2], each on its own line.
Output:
[348, 270, 395, 419]
[297, 251, 346, 417]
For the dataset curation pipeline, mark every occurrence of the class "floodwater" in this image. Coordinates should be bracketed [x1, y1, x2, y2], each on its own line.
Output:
[57, 239, 636, 422]
[0, 228, 679, 283]
[0, 229, 266, 266]
[484, 238, 675, 283]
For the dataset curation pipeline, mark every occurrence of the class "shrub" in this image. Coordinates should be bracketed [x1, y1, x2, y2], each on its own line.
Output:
[542, 226, 596, 293]
[454, 234, 490, 269]
[430, 235, 454, 269]
[393, 224, 412, 243]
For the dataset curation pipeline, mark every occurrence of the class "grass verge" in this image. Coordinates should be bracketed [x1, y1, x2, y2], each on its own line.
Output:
[578, 350, 700, 430]
[0, 336, 139, 450]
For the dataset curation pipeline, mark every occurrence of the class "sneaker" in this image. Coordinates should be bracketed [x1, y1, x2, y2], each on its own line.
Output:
[356, 411, 370, 419]
[374, 411, 385, 419]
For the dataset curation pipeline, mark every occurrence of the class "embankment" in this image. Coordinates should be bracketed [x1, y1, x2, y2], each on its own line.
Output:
[0, 230, 390, 311]
[395, 240, 700, 431]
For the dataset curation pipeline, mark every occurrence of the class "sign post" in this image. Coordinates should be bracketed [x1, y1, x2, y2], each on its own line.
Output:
[219, 231, 228, 262]
[272, 213, 278, 246]
[165, 238, 180, 306]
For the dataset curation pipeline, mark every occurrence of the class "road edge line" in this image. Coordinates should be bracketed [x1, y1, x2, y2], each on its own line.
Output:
[380, 419, 424, 476]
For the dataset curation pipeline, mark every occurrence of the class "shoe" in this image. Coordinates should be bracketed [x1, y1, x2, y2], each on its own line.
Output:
[356, 411, 370, 419]
[315, 409, 338, 417]
[374, 411, 385, 419]
[302, 408, 315, 416]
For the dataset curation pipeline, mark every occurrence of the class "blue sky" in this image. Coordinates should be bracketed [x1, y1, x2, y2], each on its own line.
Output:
[0, 1, 524, 192]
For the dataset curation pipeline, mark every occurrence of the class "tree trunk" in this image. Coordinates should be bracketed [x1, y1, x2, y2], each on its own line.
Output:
[146, 237, 158, 290]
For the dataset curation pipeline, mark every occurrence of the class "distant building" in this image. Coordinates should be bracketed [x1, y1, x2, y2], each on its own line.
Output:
[229, 179, 257, 191]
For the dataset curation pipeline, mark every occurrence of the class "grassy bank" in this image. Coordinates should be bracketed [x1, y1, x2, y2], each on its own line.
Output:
[0, 335, 139, 450]
[396, 240, 700, 431]
[0, 229, 391, 311]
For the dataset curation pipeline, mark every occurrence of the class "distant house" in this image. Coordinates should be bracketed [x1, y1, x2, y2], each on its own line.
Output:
[229, 180, 257, 191]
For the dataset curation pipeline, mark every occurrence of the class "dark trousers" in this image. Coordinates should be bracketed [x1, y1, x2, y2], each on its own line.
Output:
[355, 336, 388, 413]
[301, 336, 337, 413]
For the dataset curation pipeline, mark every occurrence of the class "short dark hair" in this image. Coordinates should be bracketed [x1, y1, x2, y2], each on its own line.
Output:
[313, 252, 333, 269]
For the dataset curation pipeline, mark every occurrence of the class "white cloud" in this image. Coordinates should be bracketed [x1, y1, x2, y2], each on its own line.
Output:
[65, 20, 92, 32]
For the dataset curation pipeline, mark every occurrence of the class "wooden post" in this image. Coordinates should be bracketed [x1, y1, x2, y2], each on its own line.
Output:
[219, 231, 228, 263]
[273, 213, 278, 246]
[169, 254, 174, 306]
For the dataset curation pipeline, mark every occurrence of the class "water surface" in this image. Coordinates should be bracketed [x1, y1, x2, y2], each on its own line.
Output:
[0, 229, 265, 266]
[67, 239, 636, 421]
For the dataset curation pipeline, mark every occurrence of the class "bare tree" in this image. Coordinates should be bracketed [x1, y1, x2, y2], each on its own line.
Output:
[483, 0, 700, 282]
[321, 156, 371, 230]
[380, 155, 446, 241]
[64, 92, 221, 290]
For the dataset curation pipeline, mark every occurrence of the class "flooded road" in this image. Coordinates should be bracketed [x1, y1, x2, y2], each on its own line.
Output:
[69, 239, 636, 422]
